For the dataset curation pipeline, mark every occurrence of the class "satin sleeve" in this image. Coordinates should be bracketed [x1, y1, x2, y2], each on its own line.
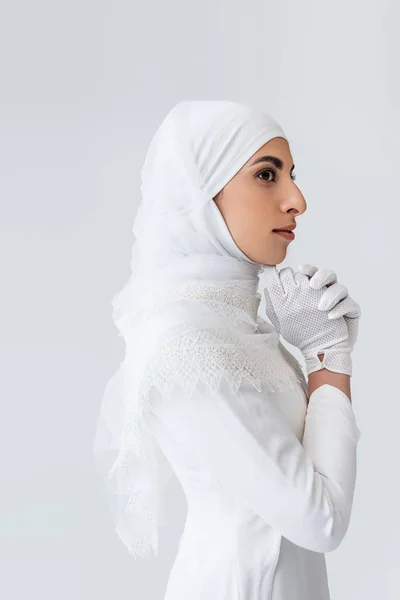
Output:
[148, 380, 361, 553]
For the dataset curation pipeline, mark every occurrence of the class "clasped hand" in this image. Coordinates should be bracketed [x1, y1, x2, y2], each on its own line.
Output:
[263, 264, 361, 376]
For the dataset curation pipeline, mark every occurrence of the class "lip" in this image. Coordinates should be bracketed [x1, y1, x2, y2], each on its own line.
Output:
[273, 230, 295, 241]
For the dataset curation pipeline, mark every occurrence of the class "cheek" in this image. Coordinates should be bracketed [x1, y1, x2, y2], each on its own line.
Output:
[233, 210, 274, 245]
[222, 183, 275, 238]
[241, 199, 275, 231]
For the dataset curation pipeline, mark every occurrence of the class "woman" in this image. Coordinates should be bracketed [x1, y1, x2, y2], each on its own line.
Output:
[93, 100, 361, 600]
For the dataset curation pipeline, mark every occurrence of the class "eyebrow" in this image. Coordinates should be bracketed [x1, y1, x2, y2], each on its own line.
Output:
[248, 155, 295, 172]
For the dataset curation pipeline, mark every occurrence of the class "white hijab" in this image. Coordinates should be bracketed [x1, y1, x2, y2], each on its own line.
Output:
[93, 100, 302, 560]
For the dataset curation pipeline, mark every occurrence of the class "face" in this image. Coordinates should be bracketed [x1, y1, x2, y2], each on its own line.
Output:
[213, 137, 307, 265]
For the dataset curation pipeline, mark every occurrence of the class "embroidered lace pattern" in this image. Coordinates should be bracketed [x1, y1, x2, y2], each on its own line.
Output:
[115, 281, 262, 335]
[107, 283, 307, 560]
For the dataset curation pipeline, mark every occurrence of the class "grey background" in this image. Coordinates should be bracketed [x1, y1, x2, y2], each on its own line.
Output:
[0, 0, 399, 598]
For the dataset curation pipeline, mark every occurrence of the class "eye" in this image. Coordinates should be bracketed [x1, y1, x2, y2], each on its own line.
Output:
[256, 168, 276, 182]
[256, 168, 297, 183]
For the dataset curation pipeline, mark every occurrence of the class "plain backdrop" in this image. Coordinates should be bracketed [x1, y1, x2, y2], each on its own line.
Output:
[0, 0, 399, 598]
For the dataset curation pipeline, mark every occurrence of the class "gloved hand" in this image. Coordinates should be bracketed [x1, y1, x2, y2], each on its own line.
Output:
[296, 264, 361, 353]
[263, 264, 361, 376]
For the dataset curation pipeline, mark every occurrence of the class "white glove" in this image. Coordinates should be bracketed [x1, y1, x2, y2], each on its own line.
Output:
[296, 264, 361, 353]
[263, 264, 360, 376]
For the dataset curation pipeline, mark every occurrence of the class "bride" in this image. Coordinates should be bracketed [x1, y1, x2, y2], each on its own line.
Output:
[93, 99, 361, 600]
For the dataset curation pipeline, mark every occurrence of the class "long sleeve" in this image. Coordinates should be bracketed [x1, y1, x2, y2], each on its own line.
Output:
[148, 380, 361, 554]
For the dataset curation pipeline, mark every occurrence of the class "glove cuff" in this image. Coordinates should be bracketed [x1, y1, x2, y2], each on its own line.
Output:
[305, 349, 353, 377]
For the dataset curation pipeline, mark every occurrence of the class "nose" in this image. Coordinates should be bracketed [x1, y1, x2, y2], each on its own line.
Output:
[281, 183, 307, 216]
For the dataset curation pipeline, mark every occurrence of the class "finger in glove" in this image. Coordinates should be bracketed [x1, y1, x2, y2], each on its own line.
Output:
[328, 296, 361, 320]
[318, 282, 348, 312]
[308, 268, 337, 289]
[296, 264, 319, 279]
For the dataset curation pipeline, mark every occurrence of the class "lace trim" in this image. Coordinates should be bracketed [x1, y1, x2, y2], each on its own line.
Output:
[107, 285, 307, 561]
[123, 324, 304, 451]
[115, 282, 262, 334]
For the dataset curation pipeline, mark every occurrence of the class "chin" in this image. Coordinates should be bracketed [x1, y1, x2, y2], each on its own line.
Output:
[260, 249, 288, 266]
[242, 243, 288, 266]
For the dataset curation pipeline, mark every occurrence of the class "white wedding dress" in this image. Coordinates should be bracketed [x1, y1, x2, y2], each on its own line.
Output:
[143, 288, 361, 600]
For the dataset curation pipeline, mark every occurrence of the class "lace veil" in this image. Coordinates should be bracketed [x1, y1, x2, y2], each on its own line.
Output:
[93, 100, 303, 560]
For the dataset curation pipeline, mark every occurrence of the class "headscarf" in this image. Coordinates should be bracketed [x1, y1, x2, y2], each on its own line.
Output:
[93, 100, 303, 560]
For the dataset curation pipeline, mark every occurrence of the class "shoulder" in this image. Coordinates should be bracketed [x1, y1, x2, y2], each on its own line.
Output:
[139, 321, 305, 402]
